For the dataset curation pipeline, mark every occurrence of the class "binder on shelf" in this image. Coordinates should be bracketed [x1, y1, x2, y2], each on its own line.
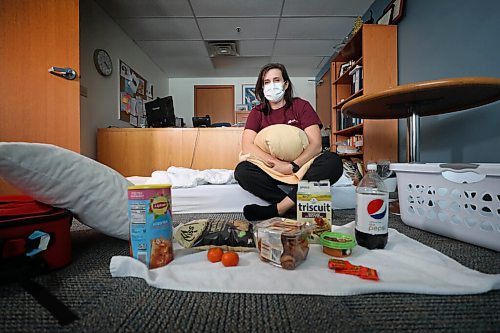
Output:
[349, 65, 363, 94]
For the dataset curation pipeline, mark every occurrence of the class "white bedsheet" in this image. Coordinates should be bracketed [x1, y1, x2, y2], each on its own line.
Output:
[149, 167, 237, 188]
[110, 221, 500, 296]
[127, 176, 356, 214]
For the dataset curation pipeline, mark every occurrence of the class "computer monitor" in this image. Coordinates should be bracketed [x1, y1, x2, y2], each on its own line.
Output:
[145, 96, 176, 128]
[192, 115, 211, 127]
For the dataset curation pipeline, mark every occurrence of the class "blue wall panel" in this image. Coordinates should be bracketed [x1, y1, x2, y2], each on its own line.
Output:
[319, 0, 500, 162]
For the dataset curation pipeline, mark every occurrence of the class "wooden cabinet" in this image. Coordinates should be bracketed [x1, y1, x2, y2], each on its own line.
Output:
[97, 128, 243, 176]
[331, 24, 398, 166]
[235, 111, 250, 125]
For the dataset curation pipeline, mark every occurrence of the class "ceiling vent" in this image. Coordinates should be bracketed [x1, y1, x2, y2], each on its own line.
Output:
[206, 41, 239, 57]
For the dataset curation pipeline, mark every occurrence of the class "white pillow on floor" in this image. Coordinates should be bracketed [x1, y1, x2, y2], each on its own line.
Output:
[0, 142, 132, 240]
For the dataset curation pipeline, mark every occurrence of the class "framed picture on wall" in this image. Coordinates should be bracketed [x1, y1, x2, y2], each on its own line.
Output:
[388, 0, 405, 24]
[242, 84, 258, 110]
[377, 6, 393, 25]
[235, 104, 248, 111]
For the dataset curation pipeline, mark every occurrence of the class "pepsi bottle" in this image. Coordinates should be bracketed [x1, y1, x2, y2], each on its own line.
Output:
[355, 163, 389, 249]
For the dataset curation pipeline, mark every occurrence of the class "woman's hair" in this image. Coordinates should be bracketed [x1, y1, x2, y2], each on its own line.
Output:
[254, 63, 294, 115]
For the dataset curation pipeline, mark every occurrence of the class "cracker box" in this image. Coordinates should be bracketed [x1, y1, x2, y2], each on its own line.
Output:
[297, 180, 332, 238]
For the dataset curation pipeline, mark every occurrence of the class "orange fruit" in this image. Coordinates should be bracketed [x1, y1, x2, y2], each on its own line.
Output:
[221, 251, 239, 267]
[207, 247, 224, 263]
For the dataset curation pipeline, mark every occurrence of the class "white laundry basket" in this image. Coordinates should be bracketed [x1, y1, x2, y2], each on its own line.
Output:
[390, 163, 500, 251]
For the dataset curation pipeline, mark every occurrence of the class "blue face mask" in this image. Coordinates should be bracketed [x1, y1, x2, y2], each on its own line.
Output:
[263, 82, 285, 103]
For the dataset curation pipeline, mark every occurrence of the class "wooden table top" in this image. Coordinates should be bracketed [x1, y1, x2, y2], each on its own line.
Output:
[342, 77, 500, 119]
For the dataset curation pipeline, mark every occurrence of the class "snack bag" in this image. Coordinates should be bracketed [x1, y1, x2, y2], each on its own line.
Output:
[297, 180, 332, 240]
[174, 219, 256, 251]
[328, 258, 380, 281]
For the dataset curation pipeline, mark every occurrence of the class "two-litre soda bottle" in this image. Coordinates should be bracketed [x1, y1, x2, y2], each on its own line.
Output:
[355, 163, 389, 249]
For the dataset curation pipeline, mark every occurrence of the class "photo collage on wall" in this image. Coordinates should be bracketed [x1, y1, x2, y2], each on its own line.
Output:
[119, 60, 153, 127]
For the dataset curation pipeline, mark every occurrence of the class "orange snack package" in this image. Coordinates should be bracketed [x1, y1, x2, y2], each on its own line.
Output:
[327, 258, 379, 281]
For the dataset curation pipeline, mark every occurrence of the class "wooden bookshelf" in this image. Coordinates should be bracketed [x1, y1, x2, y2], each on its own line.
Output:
[330, 24, 398, 166]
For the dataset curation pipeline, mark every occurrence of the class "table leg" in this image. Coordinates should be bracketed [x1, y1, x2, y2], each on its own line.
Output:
[406, 105, 420, 162]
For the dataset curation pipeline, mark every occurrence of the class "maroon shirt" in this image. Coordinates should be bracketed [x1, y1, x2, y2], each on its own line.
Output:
[245, 98, 322, 132]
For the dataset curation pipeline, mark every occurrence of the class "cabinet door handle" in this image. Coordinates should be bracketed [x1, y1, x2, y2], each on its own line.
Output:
[48, 66, 77, 80]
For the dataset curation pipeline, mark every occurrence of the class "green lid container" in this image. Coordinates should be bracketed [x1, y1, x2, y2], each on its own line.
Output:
[320, 232, 356, 256]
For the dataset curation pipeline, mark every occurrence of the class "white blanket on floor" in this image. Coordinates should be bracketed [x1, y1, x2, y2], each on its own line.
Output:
[109, 222, 500, 296]
[147, 166, 237, 188]
[137, 166, 354, 189]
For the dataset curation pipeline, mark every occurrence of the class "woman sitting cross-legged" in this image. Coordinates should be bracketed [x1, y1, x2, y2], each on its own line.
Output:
[234, 63, 343, 221]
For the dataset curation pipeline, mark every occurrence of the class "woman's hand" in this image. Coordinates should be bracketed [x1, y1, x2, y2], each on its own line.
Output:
[267, 158, 293, 175]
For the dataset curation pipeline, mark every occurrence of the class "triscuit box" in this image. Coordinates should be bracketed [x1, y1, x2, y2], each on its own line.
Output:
[297, 180, 332, 239]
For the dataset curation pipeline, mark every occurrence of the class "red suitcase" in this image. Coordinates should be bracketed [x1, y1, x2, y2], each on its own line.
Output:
[0, 195, 73, 273]
[0, 195, 78, 325]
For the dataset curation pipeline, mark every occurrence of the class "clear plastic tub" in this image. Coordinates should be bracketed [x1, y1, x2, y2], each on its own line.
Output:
[255, 218, 313, 270]
[390, 163, 500, 251]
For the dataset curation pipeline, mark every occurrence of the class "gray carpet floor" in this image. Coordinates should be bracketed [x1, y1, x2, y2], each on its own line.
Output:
[1, 210, 499, 332]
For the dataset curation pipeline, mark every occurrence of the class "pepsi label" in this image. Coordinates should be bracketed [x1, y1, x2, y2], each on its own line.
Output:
[355, 193, 389, 234]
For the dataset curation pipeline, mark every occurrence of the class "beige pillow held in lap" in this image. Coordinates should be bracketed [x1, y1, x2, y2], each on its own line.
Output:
[253, 124, 309, 162]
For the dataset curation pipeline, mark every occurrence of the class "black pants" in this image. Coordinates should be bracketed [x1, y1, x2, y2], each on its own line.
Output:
[234, 152, 343, 204]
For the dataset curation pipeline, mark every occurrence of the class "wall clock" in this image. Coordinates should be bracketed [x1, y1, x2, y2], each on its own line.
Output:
[93, 49, 113, 76]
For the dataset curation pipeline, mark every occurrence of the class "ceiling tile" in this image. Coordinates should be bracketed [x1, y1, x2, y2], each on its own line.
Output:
[282, 0, 375, 16]
[278, 17, 355, 40]
[115, 18, 201, 40]
[95, 0, 193, 18]
[273, 39, 343, 56]
[238, 40, 274, 56]
[90, 0, 377, 77]
[198, 18, 279, 40]
[211, 56, 271, 69]
[137, 41, 208, 57]
[271, 56, 325, 69]
[190, 0, 283, 17]
[213, 67, 262, 77]
[154, 56, 214, 77]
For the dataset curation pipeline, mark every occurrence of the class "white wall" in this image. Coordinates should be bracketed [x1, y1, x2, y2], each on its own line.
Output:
[79, 0, 169, 158]
[169, 77, 317, 127]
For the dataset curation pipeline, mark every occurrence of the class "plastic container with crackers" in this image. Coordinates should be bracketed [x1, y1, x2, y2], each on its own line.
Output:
[255, 218, 314, 270]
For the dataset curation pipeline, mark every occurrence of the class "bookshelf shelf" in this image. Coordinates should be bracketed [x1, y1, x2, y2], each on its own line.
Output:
[333, 89, 363, 110]
[334, 123, 363, 136]
[333, 57, 363, 85]
[330, 24, 398, 166]
[338, 152, 363, 157]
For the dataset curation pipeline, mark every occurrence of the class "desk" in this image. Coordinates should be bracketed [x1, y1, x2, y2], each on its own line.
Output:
[97, 127, 243, 176]
[341, 77, 500, 162]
